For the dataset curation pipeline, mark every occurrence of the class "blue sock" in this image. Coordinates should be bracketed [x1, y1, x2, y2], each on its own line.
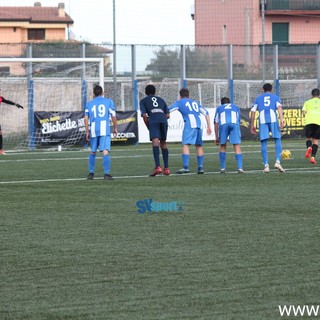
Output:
[88, 153, 96, 173]
[274, 138, 282, 162]
[162, 148, 169, 168]
[182, 154, 189, 169]
[219, 152, 226, 169]
[153, 146, 160, 167]
[103, 154, 111, 174]
[197, 155, 204, 169]
[261, 140, 268, 165]
[235, 153, 243, 170]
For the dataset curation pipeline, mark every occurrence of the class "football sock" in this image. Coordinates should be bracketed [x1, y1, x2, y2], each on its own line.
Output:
[88, 153, 96, 173]
[103, 154, 111, 174]
[235, 153, 243, 170]
[152, 146, 160, 167]
[274, 138, 282, 162]
[306, 140, 312, 149]
[162, 148, 169, 168]
[219, 152, 226, 169]
[197, 155, 204, 168]
[312, 144, 318, 157]
[0, 135, 2, 149]
[261, 139, 268, 165]
[182, 154, 189, 169]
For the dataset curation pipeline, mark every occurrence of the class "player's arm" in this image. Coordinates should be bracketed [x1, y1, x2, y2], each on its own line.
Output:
[277, 103, 285, 129]
[250, 104, 257, 134]
[1, 96, 23, 109]
[111, 115, 118, 135]
[200, 106, 212, 135]
[214, 122, 219, 145]
[205, 114, 212, 135]
[142, 114, 149, 129]
[109, 108, 118, 135]
[84, 114, 90, 141]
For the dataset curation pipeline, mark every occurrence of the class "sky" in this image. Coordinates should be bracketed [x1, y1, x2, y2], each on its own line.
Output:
[2, 0, 195, 45]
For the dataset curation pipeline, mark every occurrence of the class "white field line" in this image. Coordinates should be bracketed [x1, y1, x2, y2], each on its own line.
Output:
[0, 167, 319, 185]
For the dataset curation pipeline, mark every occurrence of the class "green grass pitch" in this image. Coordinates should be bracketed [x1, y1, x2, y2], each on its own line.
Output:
[1, 140, 320, 319]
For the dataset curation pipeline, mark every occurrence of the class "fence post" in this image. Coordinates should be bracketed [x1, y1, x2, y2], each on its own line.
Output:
[228, 45, 234, 103]
[317, 44, 320, 89]
[273, 45, 280, 95]
[28, 79, 35, 150]
[180, 45, 186, 89]
[131, 44, 138, 110]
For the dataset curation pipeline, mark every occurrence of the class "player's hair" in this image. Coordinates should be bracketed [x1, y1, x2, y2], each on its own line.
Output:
[311, 88, 320, 97]
[263, 83, 272, 92]
[180, 88, 189, 98]
[94, 85, 103, 97]
[221, 97, 230, 104]
[145, 84, 156, 95]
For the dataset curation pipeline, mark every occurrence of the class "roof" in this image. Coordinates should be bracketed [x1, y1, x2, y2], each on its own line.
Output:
[0, 6, 74, 24]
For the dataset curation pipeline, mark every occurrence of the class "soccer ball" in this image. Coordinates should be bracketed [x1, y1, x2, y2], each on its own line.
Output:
[281, 149, 291, 159]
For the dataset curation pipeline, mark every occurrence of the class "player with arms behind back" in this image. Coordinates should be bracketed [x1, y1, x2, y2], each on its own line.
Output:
[214, 97, 244, 173]
[84, 85, 118, 180]
[140, 84, 170, 176]
[169, 88, 212, 174]
[251, 83, 285, 173]
[0, 94, 23, 155]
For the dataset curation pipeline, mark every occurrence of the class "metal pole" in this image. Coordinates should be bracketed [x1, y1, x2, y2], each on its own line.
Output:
[180, 45, 186, 89]
[273, 45, 279, 95]
[113, 0, 117, 102]
[261, 0, 266, 82]
[131, 44, 138, 110]
[228, 45, 234, 103]
[317, 44, 320, 89]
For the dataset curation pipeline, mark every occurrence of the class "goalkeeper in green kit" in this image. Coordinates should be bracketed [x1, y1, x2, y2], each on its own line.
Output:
[0, 95, 23, 155]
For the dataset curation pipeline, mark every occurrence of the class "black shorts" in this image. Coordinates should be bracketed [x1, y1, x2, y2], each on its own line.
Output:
[305, 124, 320, 139]
[149, 122, 168, 141]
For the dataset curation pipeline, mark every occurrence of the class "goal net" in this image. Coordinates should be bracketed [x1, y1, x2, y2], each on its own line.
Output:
[0, 58, 104, 152]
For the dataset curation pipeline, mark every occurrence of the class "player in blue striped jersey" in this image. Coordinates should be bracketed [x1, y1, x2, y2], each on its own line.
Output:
[140, 84, 170, 176]
[250, 83, 285, 173]
[84, 85, 118, 180]
[169, 88, 212, 174]
[214, 97, 243, 173]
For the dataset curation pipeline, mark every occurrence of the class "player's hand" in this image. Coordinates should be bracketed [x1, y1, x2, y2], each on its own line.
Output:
[251, 127, 257, 134]
[207, 128, 212, 135]
[86, 132, 90, 141]
[113, 128, 118, 136]
[15, 103, 23, 109]
[215, 139, 220, 145]
[280, 120, 285, 129]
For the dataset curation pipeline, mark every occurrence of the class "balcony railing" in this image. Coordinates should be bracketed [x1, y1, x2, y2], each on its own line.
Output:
[264, 0, 320, 11]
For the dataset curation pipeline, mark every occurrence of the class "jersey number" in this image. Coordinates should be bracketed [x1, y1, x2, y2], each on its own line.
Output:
[264, 96, 270, 107]
[186, 101, 199, 112]
[151, 97, 159, 107]
[92, 104, 106, 118]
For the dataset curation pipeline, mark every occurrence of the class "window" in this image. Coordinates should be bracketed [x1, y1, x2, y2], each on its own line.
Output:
[272, 23, 289, 44]
[28, 29, 45, 40]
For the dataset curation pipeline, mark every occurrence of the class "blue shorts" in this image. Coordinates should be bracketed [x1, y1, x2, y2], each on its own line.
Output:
[182, 128, 203, 145]
[149, 122, 168, 141]
[259, 122, 281, 141]
[219, 123, 241, 145]
[90, 135, 111, 152]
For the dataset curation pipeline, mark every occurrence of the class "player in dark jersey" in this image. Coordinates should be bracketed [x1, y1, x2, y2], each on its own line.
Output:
[0, 95, 23, 155]
[140, 84, 170, 176]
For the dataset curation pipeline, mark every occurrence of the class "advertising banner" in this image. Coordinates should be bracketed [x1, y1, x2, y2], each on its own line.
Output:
[111, 111, 138, 145]
[34, 111, 86, 146]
